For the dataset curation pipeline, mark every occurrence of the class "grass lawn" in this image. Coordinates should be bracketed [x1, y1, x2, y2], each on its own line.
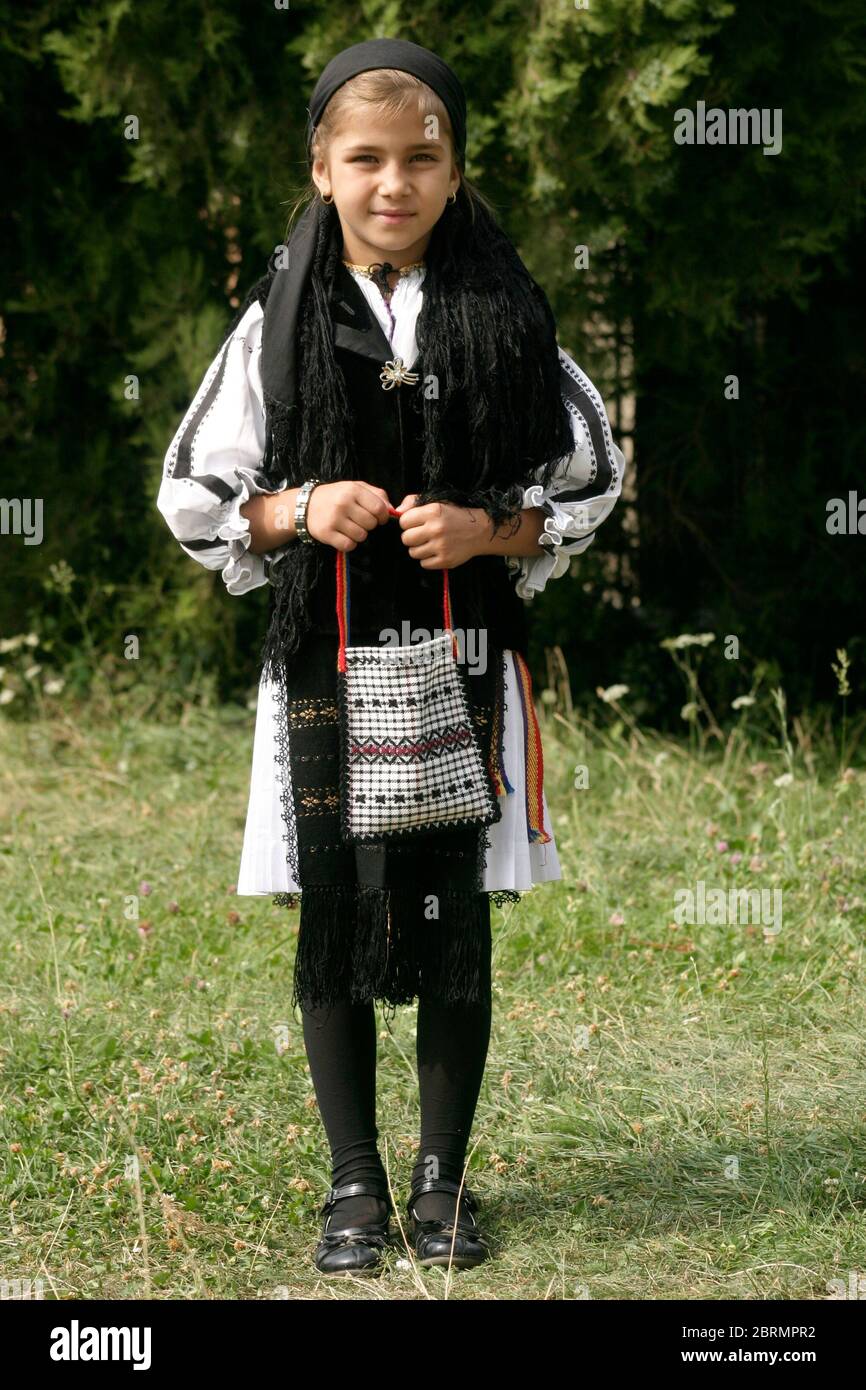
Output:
[2, 685, 864, 1301]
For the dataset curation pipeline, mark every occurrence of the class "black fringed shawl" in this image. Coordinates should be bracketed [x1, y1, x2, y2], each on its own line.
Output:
[221, 191, 576, 684]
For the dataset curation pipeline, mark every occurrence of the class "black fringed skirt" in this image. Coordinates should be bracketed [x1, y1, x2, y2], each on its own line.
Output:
[271, 629, 516, 1017]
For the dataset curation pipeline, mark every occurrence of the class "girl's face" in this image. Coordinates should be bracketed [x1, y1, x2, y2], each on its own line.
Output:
[312, 107, 460, 268]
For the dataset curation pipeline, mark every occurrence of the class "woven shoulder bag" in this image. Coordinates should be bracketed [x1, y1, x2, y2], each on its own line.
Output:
[334, 532, 503, 845]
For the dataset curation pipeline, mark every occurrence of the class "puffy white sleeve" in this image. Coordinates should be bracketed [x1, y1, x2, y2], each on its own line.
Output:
[505, 346, 627, 599]
[156, 298, 292, 595]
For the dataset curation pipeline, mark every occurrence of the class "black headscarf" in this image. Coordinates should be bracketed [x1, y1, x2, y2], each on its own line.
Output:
[305, 37, 468, 165]
[221, 38, 576, 684]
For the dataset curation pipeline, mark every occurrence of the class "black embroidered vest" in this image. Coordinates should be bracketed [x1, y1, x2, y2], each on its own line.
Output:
[300, 261, 531, 656]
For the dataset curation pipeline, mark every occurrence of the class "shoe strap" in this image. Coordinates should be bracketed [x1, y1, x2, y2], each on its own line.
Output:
[323, 1180, 391, 1213]
[409, 1177, 478, 1212]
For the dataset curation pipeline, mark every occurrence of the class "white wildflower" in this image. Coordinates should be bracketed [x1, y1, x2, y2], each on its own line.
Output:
[597, 684, 629, 704]
[661, 632, 716, 651]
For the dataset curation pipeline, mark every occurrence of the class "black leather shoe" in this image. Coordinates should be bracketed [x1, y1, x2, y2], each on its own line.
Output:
[313, 1181, 395, 1276]
[407, 1177, 492, 1269]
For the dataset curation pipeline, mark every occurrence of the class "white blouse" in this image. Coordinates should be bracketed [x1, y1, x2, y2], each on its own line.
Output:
[157, 266, 626, 896]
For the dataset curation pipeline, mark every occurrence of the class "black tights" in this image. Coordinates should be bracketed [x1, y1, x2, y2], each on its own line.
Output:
[300, 992, 492, 1228]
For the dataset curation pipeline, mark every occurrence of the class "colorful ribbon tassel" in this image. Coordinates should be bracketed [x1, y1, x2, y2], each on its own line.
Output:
[488, 651, 552, 846]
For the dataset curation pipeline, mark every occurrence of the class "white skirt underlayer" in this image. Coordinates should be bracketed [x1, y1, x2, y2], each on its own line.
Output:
[236, 649, 561, 895]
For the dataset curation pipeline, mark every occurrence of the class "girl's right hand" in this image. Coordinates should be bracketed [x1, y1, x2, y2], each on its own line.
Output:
[305, 481, 393, 551]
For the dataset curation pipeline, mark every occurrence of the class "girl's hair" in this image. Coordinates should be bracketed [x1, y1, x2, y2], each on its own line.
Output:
[283, 67, 497, 238]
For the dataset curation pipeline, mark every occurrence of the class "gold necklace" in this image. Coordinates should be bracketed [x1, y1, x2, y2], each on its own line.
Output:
[342, 258, 425, 279]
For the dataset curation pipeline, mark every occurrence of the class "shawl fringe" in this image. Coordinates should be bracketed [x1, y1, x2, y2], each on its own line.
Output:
[290, 884, 499, 1017]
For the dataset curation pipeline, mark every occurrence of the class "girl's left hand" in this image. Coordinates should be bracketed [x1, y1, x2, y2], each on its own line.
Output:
[393, 494, 485, 569]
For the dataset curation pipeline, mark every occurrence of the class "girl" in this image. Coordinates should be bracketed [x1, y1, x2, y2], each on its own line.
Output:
[157, 37, 625, 1278]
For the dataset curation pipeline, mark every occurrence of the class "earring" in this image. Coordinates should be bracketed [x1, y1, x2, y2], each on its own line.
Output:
[321, 191, 333, 204]
[447, 191, 457, 203]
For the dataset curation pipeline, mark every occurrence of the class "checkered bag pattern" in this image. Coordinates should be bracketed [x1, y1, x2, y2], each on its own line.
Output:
[335, 547, 500, 843]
